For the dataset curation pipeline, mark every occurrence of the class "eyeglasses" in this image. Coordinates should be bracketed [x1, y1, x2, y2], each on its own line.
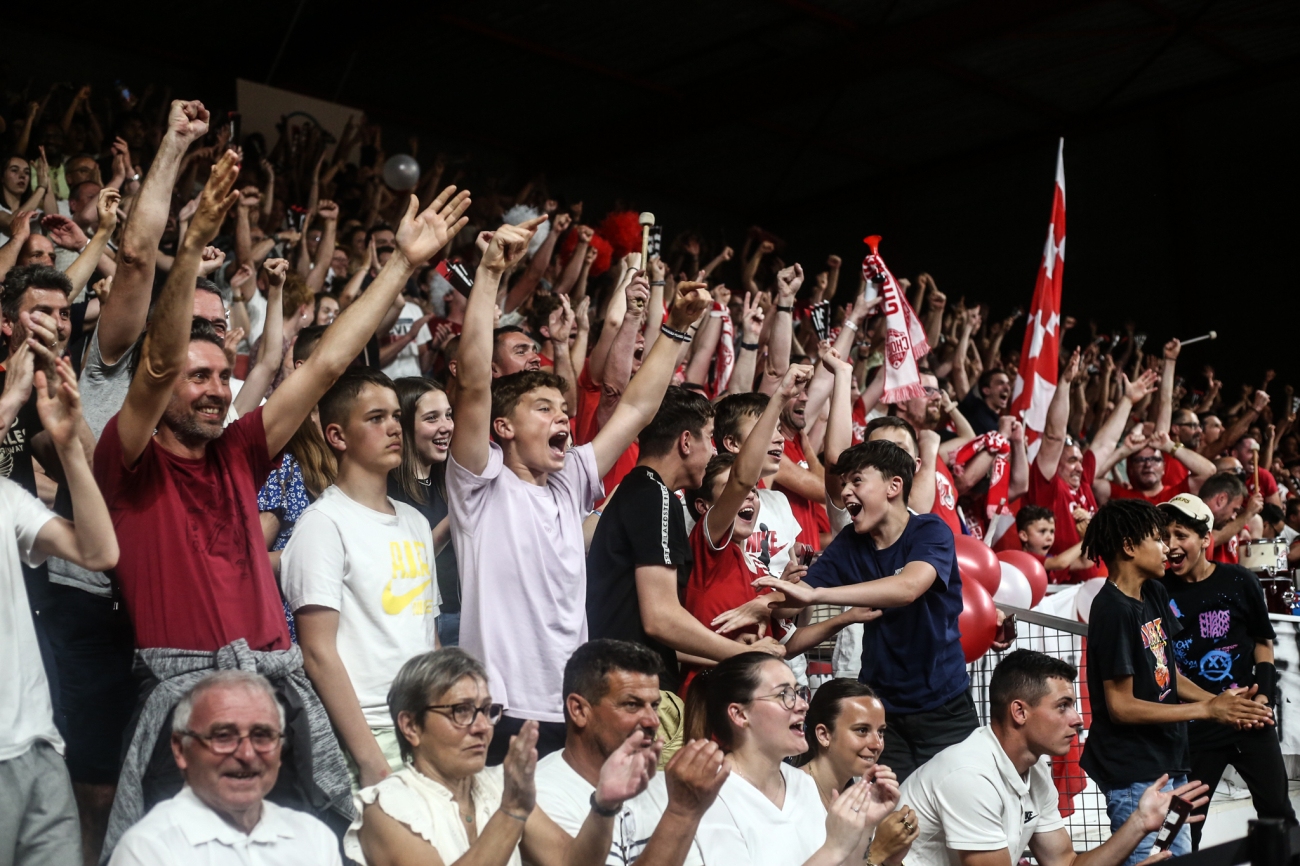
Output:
[922, 386, 941, 396]
[1174, 421, 1202, 430]
[1132, 455, 1164, 465]
[182, 727, 283, 755]
[425, 701, 504, 727]
[753, 685, 812, 711]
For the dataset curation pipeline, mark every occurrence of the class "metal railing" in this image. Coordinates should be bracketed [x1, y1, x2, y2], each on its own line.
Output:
[969, 604, 1110, 850]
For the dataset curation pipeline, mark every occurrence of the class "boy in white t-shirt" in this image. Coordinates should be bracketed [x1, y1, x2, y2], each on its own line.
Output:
[449, 216, 711, 764]
[284, 367, 440, 789]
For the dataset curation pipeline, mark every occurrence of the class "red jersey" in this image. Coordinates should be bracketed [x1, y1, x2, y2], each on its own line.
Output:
[574, 366, 602, 444]
[933, 461, 962, 536]
[1108, 472, 1190, 506]
[94, 408, 291, 652]
[1161, 458, 1189, 489]
[681, 519, 772, 693]
[774, 435, 830, 550]
[597, 442, 640, 508]
[1027, 450, 1103, 584]
[1248, 468, 1278, 501]
[1209, 534, 1239, 564]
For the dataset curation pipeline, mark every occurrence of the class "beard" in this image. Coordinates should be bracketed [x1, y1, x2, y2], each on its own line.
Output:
[162, 397, 228, 447]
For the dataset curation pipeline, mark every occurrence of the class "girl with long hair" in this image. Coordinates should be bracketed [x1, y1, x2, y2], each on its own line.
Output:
[681, 652, 899, 865]
[388, 377, 460, 646]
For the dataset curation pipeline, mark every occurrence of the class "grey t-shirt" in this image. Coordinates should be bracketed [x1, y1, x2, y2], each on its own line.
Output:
[47, 326, 134, 596]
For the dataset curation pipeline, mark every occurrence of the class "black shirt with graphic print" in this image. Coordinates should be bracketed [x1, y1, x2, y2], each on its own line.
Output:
[586, 465, 693, 691]
[1081, 579, 1188, 787]
[1160, 564, 1275, 748]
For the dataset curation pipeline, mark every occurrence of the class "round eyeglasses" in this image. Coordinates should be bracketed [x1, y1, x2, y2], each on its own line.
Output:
[753, 685, 812, 711]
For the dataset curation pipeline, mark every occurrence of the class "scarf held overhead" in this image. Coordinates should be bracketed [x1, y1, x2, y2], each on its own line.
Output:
[952, 431, 1012, 520]
[862, 235, 929, 403]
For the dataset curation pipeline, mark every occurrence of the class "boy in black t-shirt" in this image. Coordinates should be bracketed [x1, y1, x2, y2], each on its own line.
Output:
[1079, 499, 1274, 866]
[1157, 493, 1295, 848]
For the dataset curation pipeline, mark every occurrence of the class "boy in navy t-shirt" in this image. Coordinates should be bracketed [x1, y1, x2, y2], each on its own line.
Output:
[756, 438, 973, 780]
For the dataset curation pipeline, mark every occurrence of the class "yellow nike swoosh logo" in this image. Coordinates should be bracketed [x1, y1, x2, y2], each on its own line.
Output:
[382, 580, 432, 615]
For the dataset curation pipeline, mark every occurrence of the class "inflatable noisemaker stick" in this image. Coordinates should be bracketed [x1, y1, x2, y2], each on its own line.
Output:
[1253, 439, 1261, 497]
[1179, 330, 1216, 346]
[635, 212, 655, 313]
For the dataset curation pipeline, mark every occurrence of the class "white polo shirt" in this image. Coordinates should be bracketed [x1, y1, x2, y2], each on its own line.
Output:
[108, 786, 341, 866]
[898, 725, 1066, 866]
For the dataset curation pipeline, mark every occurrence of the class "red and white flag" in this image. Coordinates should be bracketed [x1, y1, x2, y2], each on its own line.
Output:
[1010, 139, 1066, 454]
[862, 235, 929, 403]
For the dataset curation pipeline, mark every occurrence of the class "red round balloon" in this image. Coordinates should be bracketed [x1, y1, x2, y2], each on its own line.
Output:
[999, 550, 1048, 608]
[954, 535, 1001, 596]
[959, 578, 998, 663]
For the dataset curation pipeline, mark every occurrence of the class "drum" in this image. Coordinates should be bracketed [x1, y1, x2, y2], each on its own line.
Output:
[1261, 576, 1296, 615]
[1241, 538, 1289, 575]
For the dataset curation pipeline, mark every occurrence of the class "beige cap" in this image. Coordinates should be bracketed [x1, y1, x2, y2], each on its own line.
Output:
[1159, 493, 1213, 530]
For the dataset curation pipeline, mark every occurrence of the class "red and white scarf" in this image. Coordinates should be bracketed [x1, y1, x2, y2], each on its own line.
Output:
[862, 235, 929, 403]
[952, 432, 1012, 520]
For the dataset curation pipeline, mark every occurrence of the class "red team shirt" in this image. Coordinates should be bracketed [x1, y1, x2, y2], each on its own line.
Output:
[932, 460, 963, 536]
[94, 408, 292, 652]
[774, 435, 831, 549]
[1027, 450, 1103, 583]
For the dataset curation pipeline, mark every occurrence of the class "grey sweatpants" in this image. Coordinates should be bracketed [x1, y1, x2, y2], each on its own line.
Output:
[0, 741, 80, 866]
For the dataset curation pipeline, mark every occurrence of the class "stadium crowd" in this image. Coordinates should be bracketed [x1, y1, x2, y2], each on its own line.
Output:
[1, 83, 1296, 866]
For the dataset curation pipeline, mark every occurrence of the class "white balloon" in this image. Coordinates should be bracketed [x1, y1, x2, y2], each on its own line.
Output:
[1075, 577, 1108, 624]
[993, 562, 1032, 608]
[383, 154, 421, 190]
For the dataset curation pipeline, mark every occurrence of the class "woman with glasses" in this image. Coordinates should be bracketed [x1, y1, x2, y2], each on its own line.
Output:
[679, 652, 900, 866]
[799, 679, 920, 866]
[346, 648, 659, 866]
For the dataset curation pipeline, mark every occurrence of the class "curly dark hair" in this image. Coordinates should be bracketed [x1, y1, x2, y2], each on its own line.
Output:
[1080, 499, 1166, 569]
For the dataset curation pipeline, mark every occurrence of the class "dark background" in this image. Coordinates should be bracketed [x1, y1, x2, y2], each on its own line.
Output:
[7, 0, 1300, 391]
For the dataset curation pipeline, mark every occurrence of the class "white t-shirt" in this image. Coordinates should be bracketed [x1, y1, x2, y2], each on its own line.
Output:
[382, 302, 432, 379]
[535, 751, 703, 866]
[748, 487, 803, 579]
[282, 486, 440, 728]
[447, 442, 602, 722]
[899, 725, 1067, 866]
[681, 762, 826, 865]
[245, 288, 268, 350]
[109, 785, 341, 866]
[0, 477, 63, 761]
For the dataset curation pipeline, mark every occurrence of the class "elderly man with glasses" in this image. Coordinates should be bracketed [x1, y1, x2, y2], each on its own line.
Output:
[108, 671, 342, 865]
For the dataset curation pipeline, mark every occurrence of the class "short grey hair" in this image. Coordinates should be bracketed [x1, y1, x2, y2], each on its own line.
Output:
[172, 671, 285, 734]
[389, 648, 488, 762]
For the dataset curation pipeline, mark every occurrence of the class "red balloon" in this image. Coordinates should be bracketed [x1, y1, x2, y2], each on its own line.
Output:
[959, 578, 998, 663]
[954, 535, 1001, 596]
[999, 550, 1048, 608]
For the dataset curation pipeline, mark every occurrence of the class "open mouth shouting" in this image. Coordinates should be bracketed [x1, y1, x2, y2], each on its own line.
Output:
[844, 500, 862, 517]
[548, 431, 569, 460]
[1166, 549, 1185, 570]
[737, 505, 757, 523]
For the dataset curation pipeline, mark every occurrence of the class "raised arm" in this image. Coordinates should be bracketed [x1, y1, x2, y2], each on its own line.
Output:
[590, 280, 712, 478]
[951, 308, 979, 400]
[505, 212, 568, 313]
[595, 278, 649, 429]
[725, 292, 765, 397]
[1155, 339, 1180, 435]
[103, 104, 207, 360]
[823, 349, 856, 509]
[586, 262, 633, 387]
[761, 264, 801, 388]
[684, 287, 727, 387]
[552, 224, 591, 297]
[232, 259, 287, 418]
[304, 200, 339, 294]
[264, 189, 470, 456]
[1088, 370, 1158, 470]
[31, 359, 119, 572]
[449, 217, 547, 476]
[63, 188, 121, 295]
[706, 366, 812, 546]
[1034, 348, 1080, 482]
[116, 150, 240, 466]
